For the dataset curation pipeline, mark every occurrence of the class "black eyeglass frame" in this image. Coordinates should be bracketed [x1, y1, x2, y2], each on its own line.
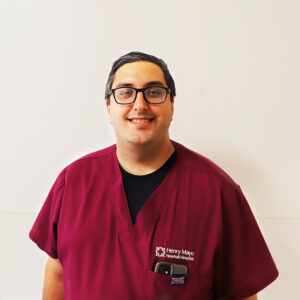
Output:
[110, 86, 172, 105]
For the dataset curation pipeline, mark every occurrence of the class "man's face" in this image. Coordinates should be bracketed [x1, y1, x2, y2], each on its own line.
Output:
[106, 61, 174, 147]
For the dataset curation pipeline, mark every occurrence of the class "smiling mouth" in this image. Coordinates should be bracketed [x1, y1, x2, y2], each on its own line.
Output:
[128, 118, 154, 123]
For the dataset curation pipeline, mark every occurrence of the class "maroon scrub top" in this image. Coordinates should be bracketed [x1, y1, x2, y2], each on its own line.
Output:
[29, 141, 279, 300]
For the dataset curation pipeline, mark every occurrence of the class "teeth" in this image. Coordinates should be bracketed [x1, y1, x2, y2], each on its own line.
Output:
[131, 119, 151, 123]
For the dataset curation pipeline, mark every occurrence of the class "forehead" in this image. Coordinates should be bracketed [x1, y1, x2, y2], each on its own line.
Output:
[112, 61, 167, 87]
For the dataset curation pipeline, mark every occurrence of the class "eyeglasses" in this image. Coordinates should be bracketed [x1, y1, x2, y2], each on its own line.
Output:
[110, 86, 171, 105]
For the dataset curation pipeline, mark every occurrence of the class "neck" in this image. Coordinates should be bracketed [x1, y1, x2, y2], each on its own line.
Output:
[116, 138, 175, 175]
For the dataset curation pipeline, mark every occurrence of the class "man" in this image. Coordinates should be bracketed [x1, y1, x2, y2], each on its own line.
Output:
[29, 51, 278, 300]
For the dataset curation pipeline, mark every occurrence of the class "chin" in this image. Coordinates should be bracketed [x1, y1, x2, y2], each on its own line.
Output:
[126, 135, 154, 146]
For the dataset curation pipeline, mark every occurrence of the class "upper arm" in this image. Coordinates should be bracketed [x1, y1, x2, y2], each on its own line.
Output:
[44, 256, 64, 279]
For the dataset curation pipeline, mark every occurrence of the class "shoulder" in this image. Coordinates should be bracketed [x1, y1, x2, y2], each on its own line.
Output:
[63, 144, 116, 175]
[71, 144, 115, 162]
[172, 140, 239, 189]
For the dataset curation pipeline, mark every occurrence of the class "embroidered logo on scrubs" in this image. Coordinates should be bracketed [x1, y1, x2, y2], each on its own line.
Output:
[155, 246, 195, 261]
[155, 247, 166, 257]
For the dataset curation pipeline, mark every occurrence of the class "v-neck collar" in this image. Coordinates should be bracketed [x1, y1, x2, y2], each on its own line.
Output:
[109, 142, 181, 238]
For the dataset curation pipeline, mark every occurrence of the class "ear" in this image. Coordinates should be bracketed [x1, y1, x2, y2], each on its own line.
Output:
[171, 96, 175, 120]
[106, 99, 113, 124]
[106, 99, 110, 112]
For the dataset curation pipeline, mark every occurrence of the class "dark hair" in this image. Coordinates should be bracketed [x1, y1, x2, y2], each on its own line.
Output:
[105, 51, 176, 104]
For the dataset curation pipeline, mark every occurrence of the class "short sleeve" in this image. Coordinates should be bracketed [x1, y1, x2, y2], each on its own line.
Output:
[214, 182, 279, 299]
[29, 168, 66, 259]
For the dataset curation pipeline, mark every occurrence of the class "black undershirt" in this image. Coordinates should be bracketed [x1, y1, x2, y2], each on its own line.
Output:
[119, 150, 177, 224]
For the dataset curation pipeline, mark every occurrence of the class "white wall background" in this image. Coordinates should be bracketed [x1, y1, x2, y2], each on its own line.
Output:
[0, 0, 299, 299]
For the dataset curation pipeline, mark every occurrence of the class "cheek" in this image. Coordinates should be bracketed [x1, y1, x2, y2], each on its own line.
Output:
[165, 106, 174, 121]
[109, 113, 118, 126]
[109, 108, 128, 127]
[107, 109, 115, 125]
[156, 109, 173, 127]
[168, 109, 174, 125]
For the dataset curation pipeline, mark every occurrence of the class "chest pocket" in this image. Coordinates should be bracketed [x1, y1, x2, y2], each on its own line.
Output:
[145, 269, 213, 300]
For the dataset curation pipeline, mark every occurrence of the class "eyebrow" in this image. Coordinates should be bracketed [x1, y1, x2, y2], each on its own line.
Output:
[114, 81, 166, 88]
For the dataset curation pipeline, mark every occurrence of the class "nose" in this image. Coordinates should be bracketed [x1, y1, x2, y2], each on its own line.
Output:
[133, 90, 149, 111]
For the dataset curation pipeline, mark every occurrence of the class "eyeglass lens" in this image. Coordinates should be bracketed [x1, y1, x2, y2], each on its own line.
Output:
[114, 87, 167, 104]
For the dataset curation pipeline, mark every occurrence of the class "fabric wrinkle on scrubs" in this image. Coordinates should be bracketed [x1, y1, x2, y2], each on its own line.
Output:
[29, 141, 279, 300]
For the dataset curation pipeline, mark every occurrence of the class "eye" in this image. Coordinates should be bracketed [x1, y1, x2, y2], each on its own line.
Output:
[116, 88, 134, 98]
[146, 87, 164, 98]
